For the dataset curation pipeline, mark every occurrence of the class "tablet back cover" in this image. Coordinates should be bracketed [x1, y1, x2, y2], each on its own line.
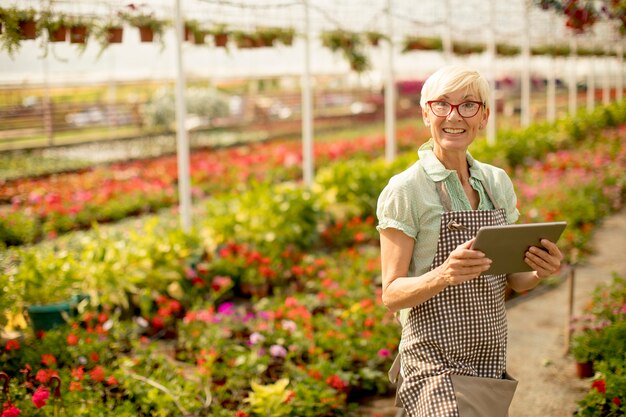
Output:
[473, 222, 566, 275]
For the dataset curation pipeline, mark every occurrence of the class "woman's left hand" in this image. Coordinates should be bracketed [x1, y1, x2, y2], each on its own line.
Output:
[525, 239, 563, 279]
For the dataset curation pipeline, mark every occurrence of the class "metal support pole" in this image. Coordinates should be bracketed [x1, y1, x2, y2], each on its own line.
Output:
[603, 42, 611, 105]
[546, 14, 556, 122]
[301, 0, 314, 186]
[174, 0, 192, 232]
[568, 37, 577, 116]
[443, 0, 452, 62]
[564, 266, 576, 355]
[617, 41, 624, 102]
[384, 0, 396, 162]
[587, 50, 595, 112]
[520, 0, 531, 127]
[486, 0, 497, 145]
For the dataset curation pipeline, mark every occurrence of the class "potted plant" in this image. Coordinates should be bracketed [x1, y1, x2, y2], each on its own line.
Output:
[118, 3, 168, 44]
[10, 249, 81, 333]
[0, 7, 38, 57]
[571, 330, 603, 378]
[67, 15, 92, 44]
[185, 19, 205, 44]
[364, 31, 386, 47]
[93, 18, 124, 55]
[320, 29, 370, 73]
[275, 27, 296, 46]
[233, 30, 259, 49]
[208, 23, 229, 47]
[496, 42, 521, 57]
[401, 36, 442, 52]
[38, 11, 68, 43]
[452, 40, 486, 55]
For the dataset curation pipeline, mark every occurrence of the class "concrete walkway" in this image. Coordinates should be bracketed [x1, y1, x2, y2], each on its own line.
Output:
[507, 209, 626, 417]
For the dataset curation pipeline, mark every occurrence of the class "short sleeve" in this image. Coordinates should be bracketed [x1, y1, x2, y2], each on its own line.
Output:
[376, 180, 419, 240]
[498, 171, 520, 224]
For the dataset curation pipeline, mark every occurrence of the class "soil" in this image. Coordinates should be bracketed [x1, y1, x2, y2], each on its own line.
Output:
[359, 209, 626, 417]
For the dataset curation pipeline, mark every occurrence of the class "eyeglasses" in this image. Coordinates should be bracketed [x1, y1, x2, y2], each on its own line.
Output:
[426, 100, 484, 118]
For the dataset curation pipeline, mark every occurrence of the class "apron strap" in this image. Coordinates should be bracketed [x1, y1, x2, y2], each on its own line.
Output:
[435, 181, 453, 212]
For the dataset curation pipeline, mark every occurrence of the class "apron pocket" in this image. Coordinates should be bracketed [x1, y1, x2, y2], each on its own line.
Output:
[450, 373, 518, 417]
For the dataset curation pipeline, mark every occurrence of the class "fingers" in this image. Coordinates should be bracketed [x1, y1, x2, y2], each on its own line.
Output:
[525, 239, 563, 279]
[442, 240, 492, 285]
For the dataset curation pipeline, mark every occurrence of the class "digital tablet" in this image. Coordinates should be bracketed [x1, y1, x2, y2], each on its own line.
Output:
[471, 221, 567, 275]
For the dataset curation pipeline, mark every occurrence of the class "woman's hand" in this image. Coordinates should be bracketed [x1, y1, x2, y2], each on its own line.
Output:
[525, 239, 563, 279]
[439, 239, 492, 286]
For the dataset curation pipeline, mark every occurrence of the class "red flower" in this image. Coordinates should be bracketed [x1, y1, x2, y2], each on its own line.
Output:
[67, 333, 79, 346]
[612, 397, 621, 406]
[41, 354, 57, 367]
[106, 375, 118, 386]
[32, 386, 50, 408]
[71, 366, 85, 381]
[90, 351, 100, 363]
[1, 404, 21, 417]
[69, 381, 83, 392]
[5, 340, 20, 351]
[591, 379, 606, 394]
[234, 411, 249, 417]
[89, 366, 105, 382]
[325, 374, 348, 391]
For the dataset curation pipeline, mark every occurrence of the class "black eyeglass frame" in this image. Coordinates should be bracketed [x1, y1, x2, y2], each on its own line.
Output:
[426, 100, 485, 118]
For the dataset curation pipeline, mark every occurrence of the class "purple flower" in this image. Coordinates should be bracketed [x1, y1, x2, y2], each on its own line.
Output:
[269, 344, 287, 358]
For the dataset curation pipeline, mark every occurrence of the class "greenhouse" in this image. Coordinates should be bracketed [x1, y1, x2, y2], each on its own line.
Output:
[0, 0, 625, 416]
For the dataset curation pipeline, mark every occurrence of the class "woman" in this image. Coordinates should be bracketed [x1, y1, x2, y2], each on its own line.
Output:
[376, 66, 563, 417]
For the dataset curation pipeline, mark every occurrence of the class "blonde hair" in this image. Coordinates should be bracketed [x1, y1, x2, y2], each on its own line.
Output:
[419, 66, 490, 110]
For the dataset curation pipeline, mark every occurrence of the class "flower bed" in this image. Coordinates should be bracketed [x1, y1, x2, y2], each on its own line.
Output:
[1, 104, 626, 415]
[571, 275, 626, 416]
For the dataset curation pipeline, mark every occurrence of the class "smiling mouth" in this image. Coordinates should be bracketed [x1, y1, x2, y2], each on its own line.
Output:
[442, 128, 465, 134]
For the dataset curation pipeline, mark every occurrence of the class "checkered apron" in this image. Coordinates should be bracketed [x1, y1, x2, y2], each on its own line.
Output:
[397, 179, 509, 417]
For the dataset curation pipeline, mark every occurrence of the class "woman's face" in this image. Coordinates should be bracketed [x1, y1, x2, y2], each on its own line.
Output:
[422, 88, 489, 155]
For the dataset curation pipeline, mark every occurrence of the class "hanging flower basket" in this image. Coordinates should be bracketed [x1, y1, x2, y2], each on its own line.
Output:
[138, 26, 154, 42]
[19, 19, 37, 39]
[452, 40, 486, 55]
[105, 26, 123, 43]
[365, 31, 385, 47]
[531, 44, 570, 57]
[496, 43, 521, 57]
[48, 26, 67, 42]
[69, 24, 88, 44]
[402, 36, 443, 53]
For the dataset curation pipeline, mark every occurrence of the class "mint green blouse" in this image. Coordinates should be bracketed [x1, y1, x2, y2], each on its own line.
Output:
[376, 139, 520, 323]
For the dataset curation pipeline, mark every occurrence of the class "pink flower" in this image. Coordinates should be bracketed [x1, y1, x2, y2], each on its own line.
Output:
[377, 348, 391, 358]
[1, 405, 21, 417]
[32, 386, 50, 408]
[249, 332, 265, 345]
[269, 344, 287, 358]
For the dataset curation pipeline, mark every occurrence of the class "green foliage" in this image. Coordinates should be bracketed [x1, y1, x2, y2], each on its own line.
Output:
[203, 181, 321, 255]
[245, 378, 293, 417]
[0, 7, 38, 57]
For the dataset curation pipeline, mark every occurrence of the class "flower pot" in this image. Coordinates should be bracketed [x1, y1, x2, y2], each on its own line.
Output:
[19, 19, 37, 40]
[575, 361, 594, 378]
[70, 25, 88, 44]
[138, 26, 154, 43]
[213, 33, 228, 47]
[106, 27, 123, 44]
[48, 27, 67, 42]
[27, 302, 72, 333]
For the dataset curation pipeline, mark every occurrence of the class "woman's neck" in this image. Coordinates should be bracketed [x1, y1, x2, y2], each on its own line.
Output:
[435, 148, 470, 183]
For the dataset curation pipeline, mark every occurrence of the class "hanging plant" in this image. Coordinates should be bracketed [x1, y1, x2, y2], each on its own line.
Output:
[38, 11, 68, 43]
[118, 3, 168, 46]
[496, 43, 521, 57]
[320, 29, 370, 73]
[364, 31, 386, 47]
[185, 19, 206, 44]
[0, 7, 38, 57]
[208, 23, 229, 48]
[401, 36, 442, 53]
[452, 40, 485, 55]
[233, 30, 260, 48]
[94, 18, 125, 57]
[530, 44, 570, 57]
[276, 27, 296, 46]
[68, 16, 92, 45]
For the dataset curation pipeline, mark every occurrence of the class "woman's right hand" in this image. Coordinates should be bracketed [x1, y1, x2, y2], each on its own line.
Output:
[438, 239, 492, 285]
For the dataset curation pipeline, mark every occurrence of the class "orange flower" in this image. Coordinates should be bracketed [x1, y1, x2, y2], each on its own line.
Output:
[67, 333, 79, 346]
[89, 366, 105, 382]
